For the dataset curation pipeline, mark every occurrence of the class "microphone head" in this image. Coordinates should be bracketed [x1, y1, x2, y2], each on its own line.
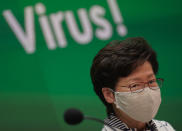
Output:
[64, 108, 84, 125]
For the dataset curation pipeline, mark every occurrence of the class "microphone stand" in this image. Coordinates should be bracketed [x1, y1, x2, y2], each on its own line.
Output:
[84, 116, 117, 131]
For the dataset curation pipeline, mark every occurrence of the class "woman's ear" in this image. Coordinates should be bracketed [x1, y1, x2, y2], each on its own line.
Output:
[102, 88, 115, 104]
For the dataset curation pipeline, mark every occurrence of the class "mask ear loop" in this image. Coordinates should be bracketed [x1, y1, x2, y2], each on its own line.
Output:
[109, 88, 115, 95]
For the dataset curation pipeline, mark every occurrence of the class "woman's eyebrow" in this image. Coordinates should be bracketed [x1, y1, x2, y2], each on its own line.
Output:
[127, 73, 155, 82]
[147, 73, 155, 78]
[128, 77, 142, 82]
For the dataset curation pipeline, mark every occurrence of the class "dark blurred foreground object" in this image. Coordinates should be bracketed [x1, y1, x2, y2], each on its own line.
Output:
[64, 108, 116, 131]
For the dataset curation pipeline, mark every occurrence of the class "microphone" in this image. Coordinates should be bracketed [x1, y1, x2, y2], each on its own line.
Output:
[64, 108, 84, 125]
[64, 108, 117, 131]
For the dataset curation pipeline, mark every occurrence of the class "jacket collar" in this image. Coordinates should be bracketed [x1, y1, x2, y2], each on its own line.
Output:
[104, 113, 158, 131]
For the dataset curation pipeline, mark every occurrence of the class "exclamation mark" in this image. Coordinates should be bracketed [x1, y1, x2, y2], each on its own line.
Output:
[107, 0, 127, 36]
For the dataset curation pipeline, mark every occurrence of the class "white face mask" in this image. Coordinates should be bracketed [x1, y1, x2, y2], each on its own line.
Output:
[114, 87, 161, 122]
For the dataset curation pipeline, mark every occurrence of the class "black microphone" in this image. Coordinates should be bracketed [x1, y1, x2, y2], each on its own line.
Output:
[64, 108, 117, 131]
[64, 108, 84, 125]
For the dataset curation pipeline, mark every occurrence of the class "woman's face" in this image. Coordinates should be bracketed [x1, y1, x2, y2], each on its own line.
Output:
[102, 61, 156, 104]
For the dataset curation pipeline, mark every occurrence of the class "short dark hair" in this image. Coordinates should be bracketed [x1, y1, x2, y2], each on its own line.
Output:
[90, 37, 158, 115]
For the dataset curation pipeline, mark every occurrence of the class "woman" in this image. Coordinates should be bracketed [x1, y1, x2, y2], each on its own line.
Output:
[90, 37, 175, 131]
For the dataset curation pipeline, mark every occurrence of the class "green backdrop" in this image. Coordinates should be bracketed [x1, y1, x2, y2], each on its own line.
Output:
[0, 0, 182, 130]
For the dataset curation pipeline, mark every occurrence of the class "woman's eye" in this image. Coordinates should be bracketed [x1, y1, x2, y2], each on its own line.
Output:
[149, 80, 155, 84]
[131, 85, 136, 88]
[131, 84, 139, 88]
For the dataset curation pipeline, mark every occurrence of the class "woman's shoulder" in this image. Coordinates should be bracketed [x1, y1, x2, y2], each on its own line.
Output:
[101, 119, 175, 131]
[152, 119, 175, 131]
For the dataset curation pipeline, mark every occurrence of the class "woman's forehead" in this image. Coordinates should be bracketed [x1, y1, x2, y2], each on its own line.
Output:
[117, 62, 155, 84]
